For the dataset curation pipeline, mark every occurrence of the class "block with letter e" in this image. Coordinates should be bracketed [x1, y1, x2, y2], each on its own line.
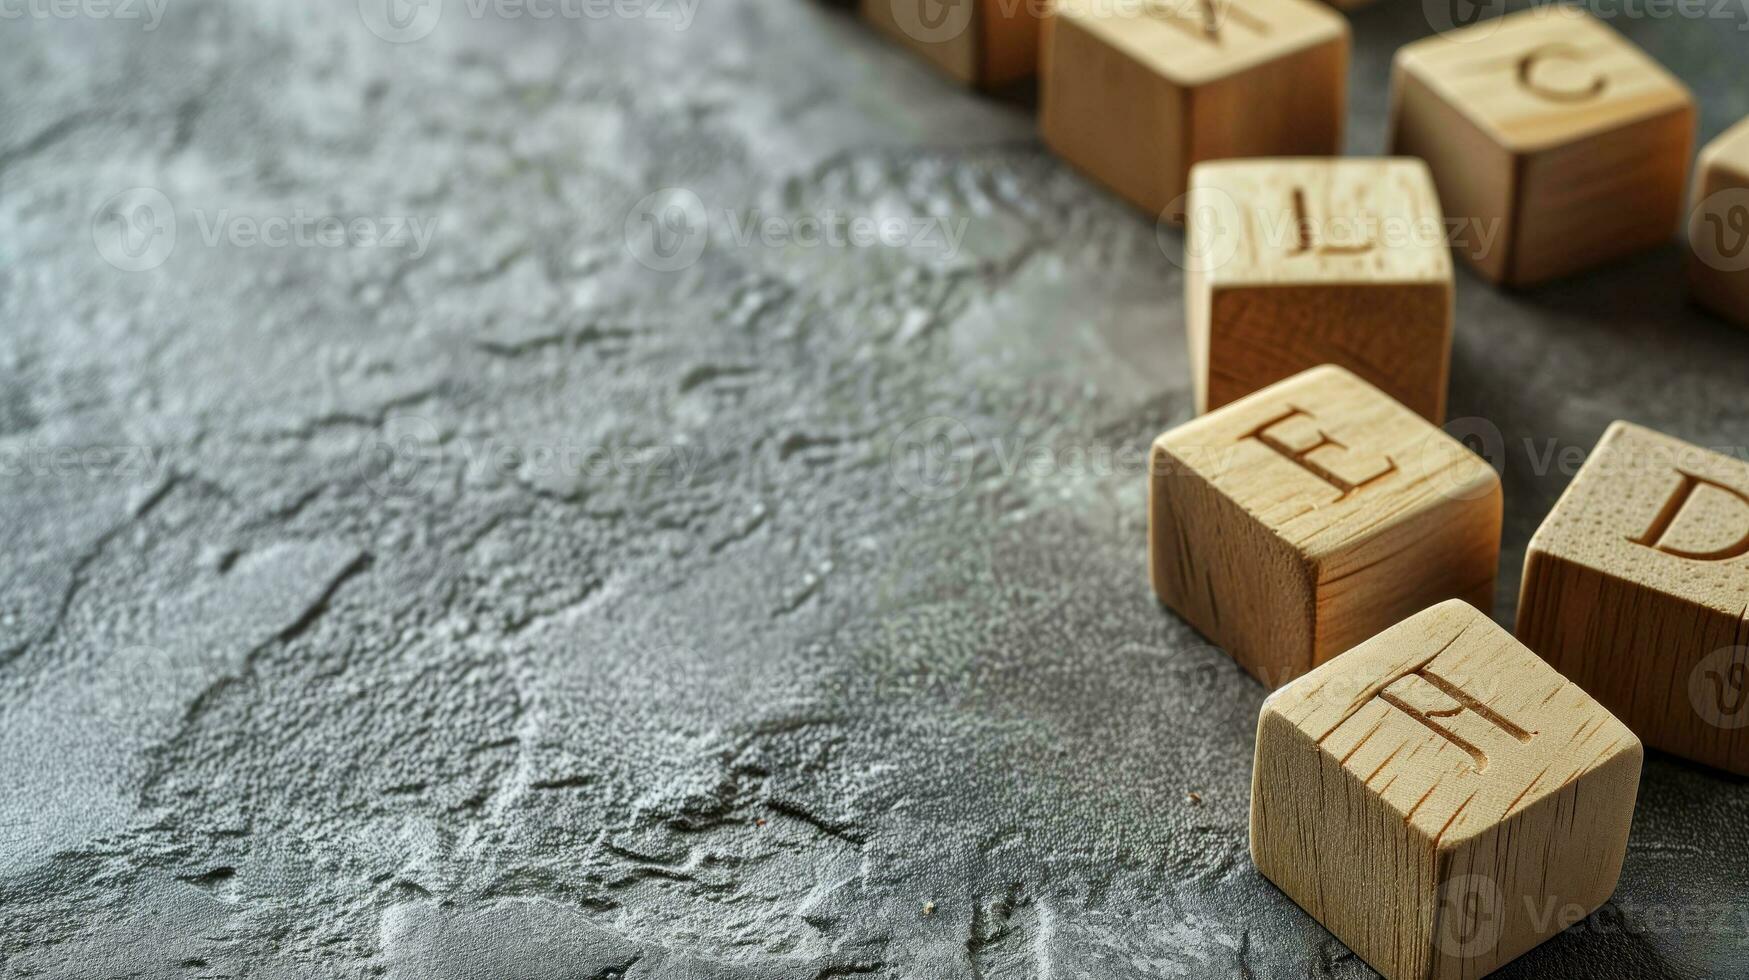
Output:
[1040, 0, 1347, 219]
[1252, 601, 1642, 980]
[1186, 158, 1454, 423]
[1389, 7, 1695, 285]
[862, 0, 1042, 88]
[1517, 422, 1749, 776]
[1148, 365, 1501, 687]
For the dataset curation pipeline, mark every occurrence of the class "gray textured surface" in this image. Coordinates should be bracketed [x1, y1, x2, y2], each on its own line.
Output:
[2, 0, 1748, 977]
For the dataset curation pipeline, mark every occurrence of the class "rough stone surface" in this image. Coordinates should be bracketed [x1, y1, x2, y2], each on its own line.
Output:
[2, 1, 1748, 977]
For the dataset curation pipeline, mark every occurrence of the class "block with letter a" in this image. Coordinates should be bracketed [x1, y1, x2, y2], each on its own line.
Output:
[1148, 365, 1501, 686]
[1517, 421, 1749, 775]
[1253, 601, 1642, 980]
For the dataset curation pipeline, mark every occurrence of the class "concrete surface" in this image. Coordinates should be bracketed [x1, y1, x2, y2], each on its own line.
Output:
[1, 0, 1747, 977]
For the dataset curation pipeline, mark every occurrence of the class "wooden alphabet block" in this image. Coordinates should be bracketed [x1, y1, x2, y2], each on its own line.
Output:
[861, 0, 1041, 89]
[1389, 8, 1696, 286]
[1516, 422, 1749, 776]
[1689, 116, 1749, 327]
[1187, 159, 1454, 423]
[1149, 365, 1501, 686]
[1253, 601, 1643, 980]
[1040, 0, 1347, 218]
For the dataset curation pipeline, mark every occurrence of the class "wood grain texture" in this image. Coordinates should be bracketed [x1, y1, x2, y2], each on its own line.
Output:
[861, 0, 1041, 88]
[1388, 7, 1695, 286]
[1252, 600, 1643, 980]
[1040, 0, 1347, 218]
[1516, 421, 1749, 776]
[1688, 116, 1749, 327]
[1149, 365, 1501, 687]
[1186, 158, 1454, 422]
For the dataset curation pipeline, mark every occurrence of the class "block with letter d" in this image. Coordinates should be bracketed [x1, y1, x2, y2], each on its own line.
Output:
[1148, 365, 1502, 686]
[1517, 421, 1749, 776]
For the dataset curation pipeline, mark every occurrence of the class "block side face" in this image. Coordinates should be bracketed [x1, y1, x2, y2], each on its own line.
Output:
[1149, 443, 1316, 685]
[1250, 707, 1439, 980]
[1203, 281, 1453, 423]
[1399, 8, 1693, 154]
[1688, 143, 1749, 326]
[1193, 158, 1454, 290]
[1432, 745, 1640, 979]
[1389, 66, 1516, 283]
[1516, 549, 1749, 776]
[1040, 14, 1187, 215]
[1310, 477, 1500, 665]
[1510, 103, 1695, 285]
[1699, 115, 1749, 184]
[1527, 422, 1749, 619]
[860, 0, 979, 84]
[1185, 37, 1347, 175]
[978, 0, 1042, 86]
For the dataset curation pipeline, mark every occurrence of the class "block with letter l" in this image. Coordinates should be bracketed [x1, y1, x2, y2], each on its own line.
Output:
[1516, 421, 1749, 776]
[1186, 158, 1454, 423]
[1252, 601, 1642, 980]
[1148, 365, 1502, 686]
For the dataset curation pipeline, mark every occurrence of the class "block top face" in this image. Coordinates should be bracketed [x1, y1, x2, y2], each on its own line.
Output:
[1264, 600, 1642, 848]
[1700, 116, 1749, 184]
[1153, 365, 1498, 564]
[1529, 421, 1749, 619]
[1055, 0, 1347, 86]
[1188, 158, 1454, 287]
[1395, 8, 1694, 154]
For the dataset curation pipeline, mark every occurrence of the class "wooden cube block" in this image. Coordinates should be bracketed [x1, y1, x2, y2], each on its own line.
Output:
[1516, 422, 1749, 776]
[1389, 8, 1695, 286]
[1040, 0, 1347, 218]
[1187, 158, 1454, 423]
[861, 0, 1041, 89]
[1688, 116, 1749, 326]
[1148, 365, 1501, 686]
[1253, 601, 1643, 980]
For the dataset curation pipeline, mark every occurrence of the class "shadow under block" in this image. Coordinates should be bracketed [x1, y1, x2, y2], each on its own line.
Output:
[1186, 158, 1454, 423]
[1689, 116, 1749, 327]
[1039, 0, 1347, 219]
[861, 0, 1041, 88]
[1148, 366, 1501, 687]
[1388, 8, 1695, 286]
[1515, 422, 1749, 776]
[1252, 601, 1643, 980]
